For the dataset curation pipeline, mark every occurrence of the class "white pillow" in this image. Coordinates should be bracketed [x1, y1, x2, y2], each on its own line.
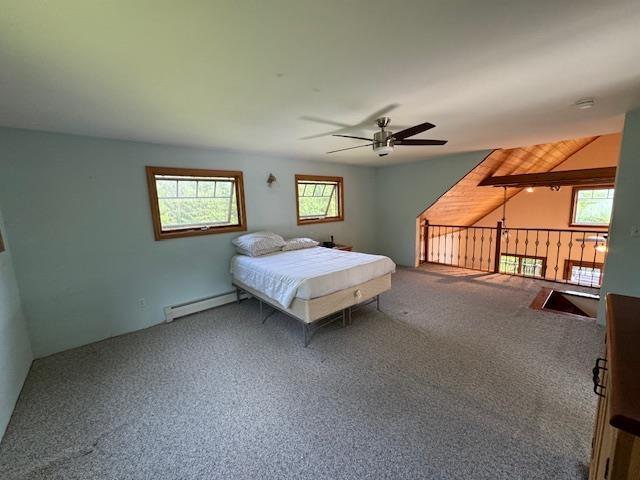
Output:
[282, 237, 319, 251]
[232, 231, 285, 256]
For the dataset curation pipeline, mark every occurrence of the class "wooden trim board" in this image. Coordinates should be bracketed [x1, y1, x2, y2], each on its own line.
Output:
[478, 167, 616, 188]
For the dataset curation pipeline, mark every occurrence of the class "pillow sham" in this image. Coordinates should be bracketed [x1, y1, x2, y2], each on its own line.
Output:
[232, 231, 285, 256]
[281, 237, 319, 251]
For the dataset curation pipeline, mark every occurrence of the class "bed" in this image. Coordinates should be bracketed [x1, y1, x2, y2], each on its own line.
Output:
[231, 246, 396, 345]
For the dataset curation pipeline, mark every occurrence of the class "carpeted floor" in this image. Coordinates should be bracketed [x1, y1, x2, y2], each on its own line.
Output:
[0, 266, 604, 479]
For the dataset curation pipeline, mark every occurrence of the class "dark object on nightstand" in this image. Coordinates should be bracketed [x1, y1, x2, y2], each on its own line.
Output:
[321, 235, 352, 251]
[322, 235, 335, 248]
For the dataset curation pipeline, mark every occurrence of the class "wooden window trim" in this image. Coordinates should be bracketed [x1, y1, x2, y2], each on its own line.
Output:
[499, 253, 547, 277]
[146, 166, 247, 241]
[569, 184, 614, 228]
[295, 174, 344, 225]
[563, 259, 604, 282]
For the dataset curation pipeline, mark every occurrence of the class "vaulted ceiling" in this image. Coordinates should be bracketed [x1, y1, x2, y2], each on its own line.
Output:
[0, 1, 639, 165]
[420, 137, 598, 226]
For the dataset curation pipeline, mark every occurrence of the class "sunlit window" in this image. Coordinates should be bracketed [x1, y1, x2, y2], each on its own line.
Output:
[571, 186, 614, 227]
[295, 175, 344, 225]
[146, 167, 246, 240]
[499, 254, 545, 277]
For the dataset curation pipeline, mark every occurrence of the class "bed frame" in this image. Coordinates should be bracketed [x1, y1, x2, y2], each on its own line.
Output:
[233, 273, 391, 346]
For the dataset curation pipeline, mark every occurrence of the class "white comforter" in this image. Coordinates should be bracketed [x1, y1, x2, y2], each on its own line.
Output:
[230, 247, 395, 308]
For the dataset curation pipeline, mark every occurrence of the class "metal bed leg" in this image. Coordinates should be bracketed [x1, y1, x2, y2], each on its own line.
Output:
[342, 309, 347, 328]
[235, 287, 242, 304]
[376, 294, 381, 312]
[259, 299, 263, 319]
[262, 308, 276, 324]
[302, 323, 309, 347]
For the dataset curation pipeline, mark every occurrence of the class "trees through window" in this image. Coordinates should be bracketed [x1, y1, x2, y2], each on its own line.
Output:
[146, 167, 246, 240]
[295, 175, 344, 225]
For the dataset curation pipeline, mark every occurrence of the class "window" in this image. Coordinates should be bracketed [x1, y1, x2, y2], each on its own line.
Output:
[571, 186, 614, 227]
[499, 254, 546, 277]
[564, 260, 603, 287]
[295, 175, 344, 225]
[146, 167, 246, 240]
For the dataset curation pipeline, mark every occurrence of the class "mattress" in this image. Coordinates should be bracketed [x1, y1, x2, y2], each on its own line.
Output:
[230, 247, 396, 308]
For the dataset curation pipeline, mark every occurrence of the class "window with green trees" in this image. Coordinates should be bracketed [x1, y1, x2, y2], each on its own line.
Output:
[295, 175, 344, 225]
[146, 167, 246, 240]
[571, 186, 614, 226]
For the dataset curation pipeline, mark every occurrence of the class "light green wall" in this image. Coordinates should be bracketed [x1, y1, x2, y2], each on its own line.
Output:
[599, 108, 640, 322]
[0, 128, 377, 357]
[374, 151, 489, 266]
[0, 205, 32, 439]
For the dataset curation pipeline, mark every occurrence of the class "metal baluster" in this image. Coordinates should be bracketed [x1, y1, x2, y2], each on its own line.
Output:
[450, 228, 455, 265]
[591, 235, 598, 288]
[567, 231, 574, 285]
[578, 231, 586, 287]
[472, 227, 477, 269]
[444, 226, 448, 265]
[479, 227, 485, 272]
[534, 230, 541, 277]
[464, 228, 469, 269]
[505, 226, 510, 271]
[437, 226, 442, 263]
[457, 228, 462, 267]
[554, 231, 562, 282]
[524, 229, 530, 276]
[487, 228, 493, 272]
[514, 229, 520, 276]
[430, 225, 435, 262]
[545, 230, 551, 275]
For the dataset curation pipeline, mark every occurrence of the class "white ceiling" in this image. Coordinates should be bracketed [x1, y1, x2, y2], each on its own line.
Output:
[1, 0, 639, 166]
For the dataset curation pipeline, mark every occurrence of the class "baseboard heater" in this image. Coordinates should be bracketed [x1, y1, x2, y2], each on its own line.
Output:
[164, 289, 249, 322]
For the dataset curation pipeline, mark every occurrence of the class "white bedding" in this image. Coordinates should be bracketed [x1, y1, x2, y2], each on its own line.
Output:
[230, 247, 395, 308]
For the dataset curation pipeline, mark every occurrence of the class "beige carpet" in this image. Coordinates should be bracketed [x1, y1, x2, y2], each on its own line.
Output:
[0, 266, 604, 479]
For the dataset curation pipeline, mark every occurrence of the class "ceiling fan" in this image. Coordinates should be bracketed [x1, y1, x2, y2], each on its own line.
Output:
[327, 117, 447, 156]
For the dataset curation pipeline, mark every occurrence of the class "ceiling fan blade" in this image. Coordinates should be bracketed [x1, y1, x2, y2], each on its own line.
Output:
[392, 122, 436, 140]
[326, 143, 373, 154]
[360, 104, 400, 125]
[299, 129, 344, 140]
[396, 139, 448, 146]
[299, 115, 352, 128]
[333, 134, 375, 142]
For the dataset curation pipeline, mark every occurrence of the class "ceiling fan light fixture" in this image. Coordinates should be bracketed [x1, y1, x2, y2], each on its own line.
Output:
[375, 145, 394, 157]
[326, 117, 446, 155]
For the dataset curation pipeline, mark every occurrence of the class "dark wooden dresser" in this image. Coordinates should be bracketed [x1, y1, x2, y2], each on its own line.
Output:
[589, 294, 640, 479]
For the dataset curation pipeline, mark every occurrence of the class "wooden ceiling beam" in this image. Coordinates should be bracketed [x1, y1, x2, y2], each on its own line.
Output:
[477, 167, 616, 188]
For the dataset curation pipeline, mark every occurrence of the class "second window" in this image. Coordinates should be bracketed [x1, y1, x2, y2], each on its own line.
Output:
[295, 175, 344, 225]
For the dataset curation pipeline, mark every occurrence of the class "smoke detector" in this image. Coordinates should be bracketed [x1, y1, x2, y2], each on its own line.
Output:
[574, 97, 595, 110]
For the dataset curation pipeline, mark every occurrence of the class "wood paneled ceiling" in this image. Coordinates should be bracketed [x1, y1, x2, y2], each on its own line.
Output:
[420, 137, 598, 226]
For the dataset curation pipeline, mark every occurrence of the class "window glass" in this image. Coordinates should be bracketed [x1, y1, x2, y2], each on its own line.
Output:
[499, 254, 544, 277]
[147, 167, 246, 240]
[572, 187, 614, 226]
[295, 175, 343, 224]
[570, 265, 602, 287]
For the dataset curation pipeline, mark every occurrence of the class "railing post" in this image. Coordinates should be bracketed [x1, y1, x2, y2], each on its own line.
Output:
[493, 221, 502, 273]
[423, 220, 429, 264]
